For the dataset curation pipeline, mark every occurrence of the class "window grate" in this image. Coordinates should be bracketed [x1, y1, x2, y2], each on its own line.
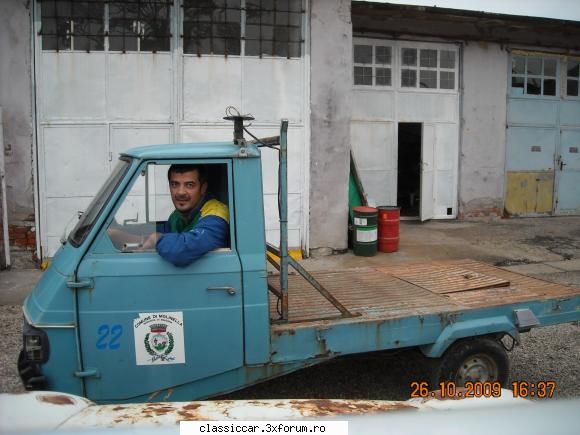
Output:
[39, 0, 172, 52]
[39, 0, 105, 51]
[183, 0, 242, 56]
[245, 0, 303, 58]
[109, 0, 172, 53]
[182, 0, 303, 58]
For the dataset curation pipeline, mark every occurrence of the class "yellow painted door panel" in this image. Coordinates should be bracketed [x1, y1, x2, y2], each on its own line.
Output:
[505, 171, 554, 215]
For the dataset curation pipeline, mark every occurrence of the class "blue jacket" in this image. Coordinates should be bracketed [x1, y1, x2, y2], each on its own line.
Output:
[156, 198, 229, 267]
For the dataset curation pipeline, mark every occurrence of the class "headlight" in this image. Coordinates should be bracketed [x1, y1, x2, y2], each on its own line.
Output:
[25, 335, 43, 361]
[22, 321, 49, 363]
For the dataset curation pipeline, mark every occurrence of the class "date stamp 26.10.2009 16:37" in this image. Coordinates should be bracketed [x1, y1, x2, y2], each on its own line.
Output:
[410, 380, 557, 399]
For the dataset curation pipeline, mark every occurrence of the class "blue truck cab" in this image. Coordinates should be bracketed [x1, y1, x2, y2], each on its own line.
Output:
[19, 120, 580, 403]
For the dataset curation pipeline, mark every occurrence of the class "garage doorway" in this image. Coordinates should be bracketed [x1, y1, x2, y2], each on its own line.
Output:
[397, 123, 422, 217]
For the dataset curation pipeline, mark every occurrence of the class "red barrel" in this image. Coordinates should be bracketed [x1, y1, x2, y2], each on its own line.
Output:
[378, 206, 400, 253]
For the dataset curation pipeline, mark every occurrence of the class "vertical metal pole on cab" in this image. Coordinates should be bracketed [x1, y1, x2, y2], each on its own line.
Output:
[279, 120, 289, 321]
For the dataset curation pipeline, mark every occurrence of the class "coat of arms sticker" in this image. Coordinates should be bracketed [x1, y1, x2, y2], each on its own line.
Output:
[133, 312, 185, 365]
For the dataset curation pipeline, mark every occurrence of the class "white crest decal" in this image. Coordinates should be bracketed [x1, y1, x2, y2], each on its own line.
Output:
[134, 312, 185, 365]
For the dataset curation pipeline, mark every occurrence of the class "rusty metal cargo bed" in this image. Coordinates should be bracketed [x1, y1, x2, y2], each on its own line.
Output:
[268, 260, 580, 329]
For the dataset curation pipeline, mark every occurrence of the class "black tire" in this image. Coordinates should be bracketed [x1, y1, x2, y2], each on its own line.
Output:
[430, 337, 510, 387]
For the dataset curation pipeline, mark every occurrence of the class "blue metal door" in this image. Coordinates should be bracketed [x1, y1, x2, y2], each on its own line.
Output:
[76, 252, 243, 401]
[555, 129, 580, 214]
[506, 53, 580, 216]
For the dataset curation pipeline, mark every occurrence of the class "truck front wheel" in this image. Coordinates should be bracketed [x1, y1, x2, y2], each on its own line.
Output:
[430, 337, 510, 387]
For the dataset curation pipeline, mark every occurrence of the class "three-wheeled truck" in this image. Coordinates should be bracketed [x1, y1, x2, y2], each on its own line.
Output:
[19, 118, 580, 403]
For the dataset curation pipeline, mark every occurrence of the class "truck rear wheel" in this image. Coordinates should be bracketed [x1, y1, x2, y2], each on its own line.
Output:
[430, 337, 510, 387]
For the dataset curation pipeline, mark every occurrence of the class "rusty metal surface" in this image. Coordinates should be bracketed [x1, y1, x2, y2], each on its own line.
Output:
[387, 264, 510, 294]
[2, 391, 535, 432]
[269, 260, 580, 324]
[0, 392, 92, 433]
[443, 260, 580, 307]
[60, 399, 417, 428]
[352, 2, 580, 51]
[38, 394, 77, 405]
[287, 256, 355, 317]
[381, 260, 580, 307]
[268, 267, 458, 323]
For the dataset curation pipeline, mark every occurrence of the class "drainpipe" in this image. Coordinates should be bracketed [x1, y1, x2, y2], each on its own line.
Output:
[0, 108, 11, 269]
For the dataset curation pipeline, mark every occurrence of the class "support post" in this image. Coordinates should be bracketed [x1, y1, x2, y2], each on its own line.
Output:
[0, 108, 11, 269]
[279, 120, 289, 321]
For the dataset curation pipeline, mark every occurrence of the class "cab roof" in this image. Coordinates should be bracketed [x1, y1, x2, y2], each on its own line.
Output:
[121, 141, 261, 160]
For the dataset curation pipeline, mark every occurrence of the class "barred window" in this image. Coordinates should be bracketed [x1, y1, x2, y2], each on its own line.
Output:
[40, 0, 105, 51]
[245, 0, 303, 58]
[182, 0, 303, 58]
[109, 0, 172, 52]
[183, 0, 242, 56]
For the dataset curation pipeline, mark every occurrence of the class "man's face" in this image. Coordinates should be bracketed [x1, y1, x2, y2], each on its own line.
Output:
[169, 169, 207, 214]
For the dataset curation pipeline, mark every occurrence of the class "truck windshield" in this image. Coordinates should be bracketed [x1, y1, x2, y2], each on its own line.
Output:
[69, 158, 131, 247]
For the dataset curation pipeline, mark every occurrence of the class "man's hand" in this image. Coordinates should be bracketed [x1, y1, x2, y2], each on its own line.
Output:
[142, 232, 162, 250]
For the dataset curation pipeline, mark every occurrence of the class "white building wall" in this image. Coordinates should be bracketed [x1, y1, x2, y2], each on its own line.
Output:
[34, 3, 309, 257]
[0, 0, 34, 222]
[351, 39, 460, 219]
[459, 42, 508, 217]
[309, 0, 353, 255]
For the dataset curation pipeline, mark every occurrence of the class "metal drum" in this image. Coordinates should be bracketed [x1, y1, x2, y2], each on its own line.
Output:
[352, 206, 378, 257]
[378, 206, 400, 253]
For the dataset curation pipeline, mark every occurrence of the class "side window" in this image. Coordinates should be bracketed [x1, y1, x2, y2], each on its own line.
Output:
[182, 0, 304, 58]
[40, 0, 105, 51]
[566, 59, 580, 98]
[511, 55, 558, 97]
[400, 47, 456, 90]
[353, 44, 392, 87]
[108, 0, 172, 53]
[107, 162, 231, 252]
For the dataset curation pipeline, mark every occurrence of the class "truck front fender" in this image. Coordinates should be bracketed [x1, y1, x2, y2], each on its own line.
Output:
[420, 316, 518, 358]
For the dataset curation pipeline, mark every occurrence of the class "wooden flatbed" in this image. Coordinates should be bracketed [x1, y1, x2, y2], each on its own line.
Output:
[268, 260, 580, 327]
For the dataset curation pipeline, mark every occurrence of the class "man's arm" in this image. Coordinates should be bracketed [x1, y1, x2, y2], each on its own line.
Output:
[155, 216, 228, 267]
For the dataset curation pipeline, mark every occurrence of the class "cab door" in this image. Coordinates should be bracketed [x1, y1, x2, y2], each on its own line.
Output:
[75, 160, 243, 401]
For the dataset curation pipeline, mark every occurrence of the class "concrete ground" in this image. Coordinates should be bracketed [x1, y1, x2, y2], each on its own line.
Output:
[298, 216, 580, 293]
[2, 215, 580, 303]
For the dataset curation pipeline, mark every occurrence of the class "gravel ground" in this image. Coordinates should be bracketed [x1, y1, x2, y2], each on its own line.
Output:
[2, 302, 578, 401]
[1, 305, 24, 395]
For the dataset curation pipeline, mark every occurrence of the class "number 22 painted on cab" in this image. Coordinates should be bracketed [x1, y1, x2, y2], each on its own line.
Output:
[96, 324, 123, 350]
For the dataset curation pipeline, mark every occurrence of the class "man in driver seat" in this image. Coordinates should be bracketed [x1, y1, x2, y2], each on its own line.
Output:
[142, 164, 229, 266]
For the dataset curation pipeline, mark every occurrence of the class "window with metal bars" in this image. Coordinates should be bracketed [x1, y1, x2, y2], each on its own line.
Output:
[39, 0, 171, 52]
[182, 0, 303, 58]
[39, 0, 105, 51]
[245, 0, 303, 58]
[109, 0, 172, 52]
[183, 0, 242, 56]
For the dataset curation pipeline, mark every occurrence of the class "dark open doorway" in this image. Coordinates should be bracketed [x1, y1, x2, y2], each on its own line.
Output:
[397, 123, 422, 217]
